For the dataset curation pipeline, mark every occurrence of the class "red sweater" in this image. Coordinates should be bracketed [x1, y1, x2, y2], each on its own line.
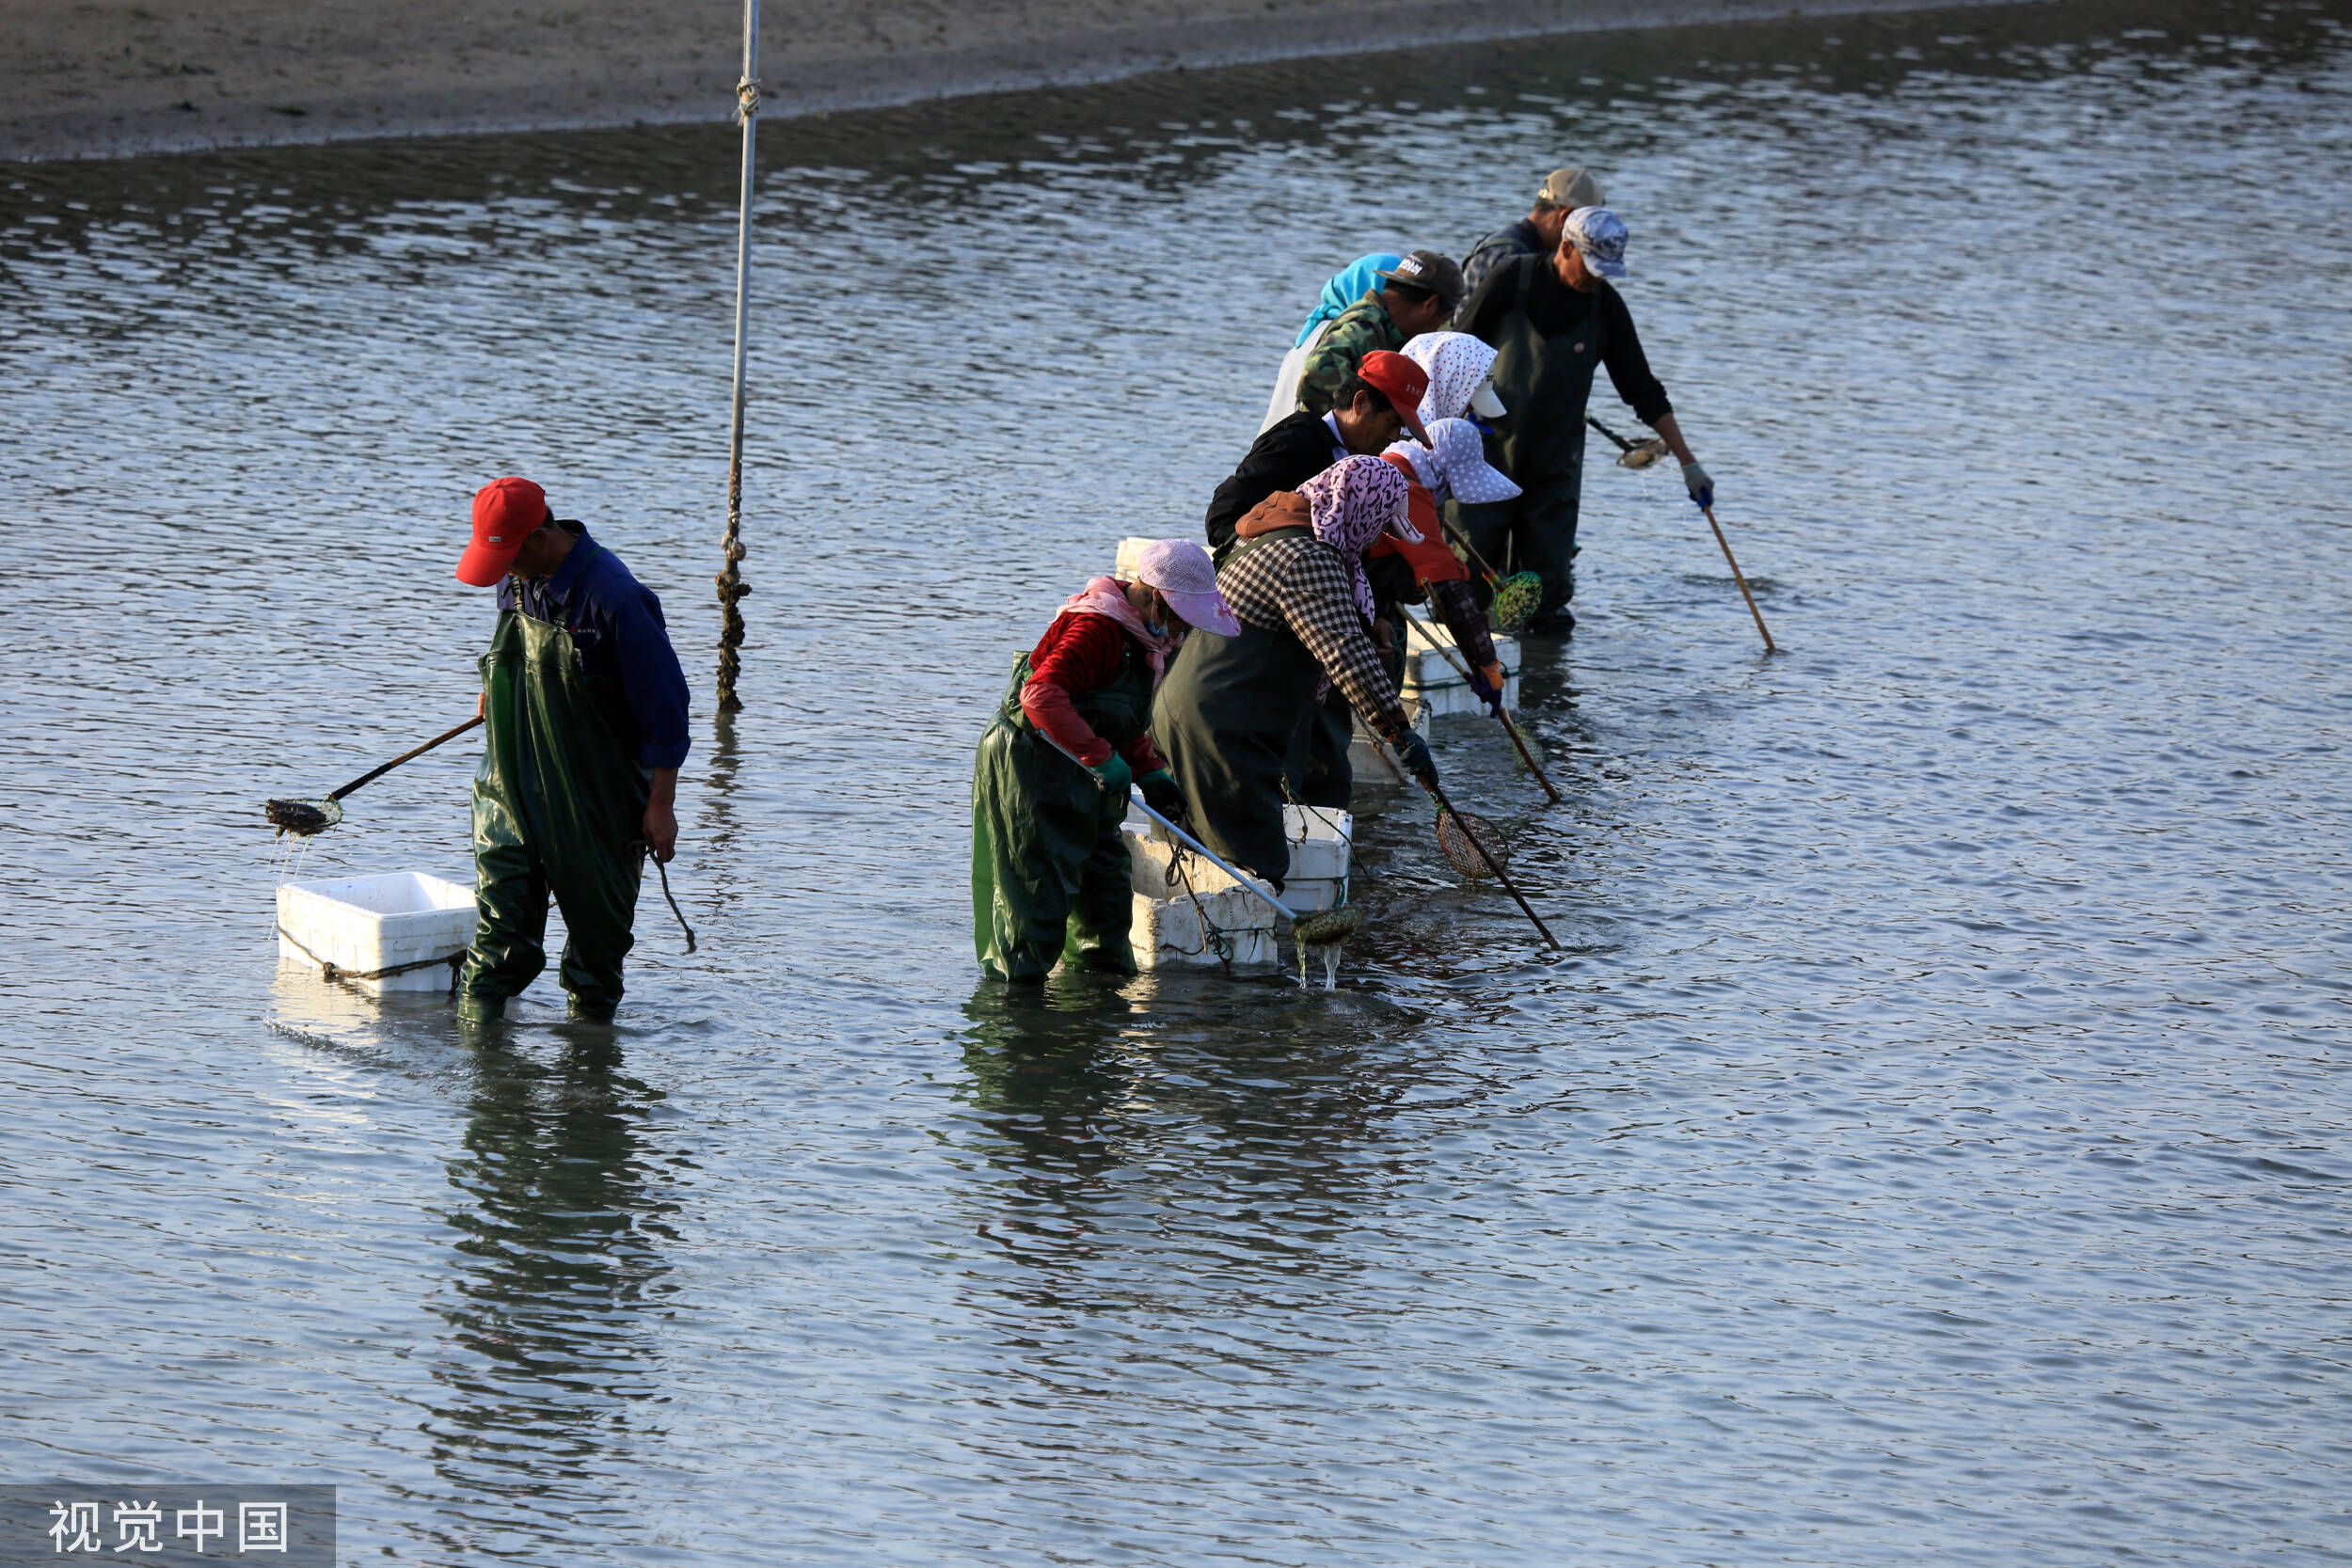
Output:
[1019, 609, 1169, 775]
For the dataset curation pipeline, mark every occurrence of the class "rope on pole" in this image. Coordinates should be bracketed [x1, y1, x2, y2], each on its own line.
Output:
[714, 0, 762, 713]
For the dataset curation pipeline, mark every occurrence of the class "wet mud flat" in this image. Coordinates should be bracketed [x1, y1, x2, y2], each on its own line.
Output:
[2, 0, 2035, 161]
[3, 0, 2351, 1562]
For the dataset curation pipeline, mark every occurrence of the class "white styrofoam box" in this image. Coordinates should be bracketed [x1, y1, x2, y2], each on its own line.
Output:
[1124, 807, 1350, 895]
[1120, 818, 1303, 968]
[1130, 891, 1279, 969]
[1122, 820, 1272, 902]
[1279, 875, 1347, 914]
[1285, 804, 1351, 879]
[1400, 610, 1521, 720]
[1279, 804, 1352, 911]
[276, 871, 476, 995]
[1114, 536, 1157, 580]
[1349, 716, 1410, 791]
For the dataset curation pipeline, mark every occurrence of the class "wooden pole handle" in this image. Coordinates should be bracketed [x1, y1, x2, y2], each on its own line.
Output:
[1702, 505, 1776, 655]
[1425, 784, 1560, 949]
[1437, 514, 1507, 589]
[326, 715, 485, 801]
[1402, 614, 1562, 804]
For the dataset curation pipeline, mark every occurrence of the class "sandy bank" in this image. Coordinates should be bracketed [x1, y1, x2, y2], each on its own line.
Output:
[2, 0, 2028, 163]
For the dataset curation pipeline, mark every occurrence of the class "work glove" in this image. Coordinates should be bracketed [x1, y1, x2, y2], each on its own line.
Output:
[1470, 662, 1507, 717]
[1391, 730, 1440, 793]
[1138, 768, 1186, 824]
[1681, 459, 1715, 511]
[1089, 751, 1135, 795]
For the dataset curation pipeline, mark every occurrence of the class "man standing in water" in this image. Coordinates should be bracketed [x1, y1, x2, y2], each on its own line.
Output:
[1207, 350, 1432, 556]
[1295, 249, 1464, 418]
[1458, 166, 1605, 298]
[451, 477, 691, 1022]
[1456, 206, 1715, 633]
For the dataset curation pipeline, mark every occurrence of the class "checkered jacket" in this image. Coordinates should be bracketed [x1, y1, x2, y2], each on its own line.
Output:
[1218, 532, 1412, 740]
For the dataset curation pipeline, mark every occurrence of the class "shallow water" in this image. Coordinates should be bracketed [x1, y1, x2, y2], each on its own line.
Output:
[5, 2, 2351, 1561]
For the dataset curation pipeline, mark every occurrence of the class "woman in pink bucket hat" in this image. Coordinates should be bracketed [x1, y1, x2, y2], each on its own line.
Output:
[972, 540, 1241, 982]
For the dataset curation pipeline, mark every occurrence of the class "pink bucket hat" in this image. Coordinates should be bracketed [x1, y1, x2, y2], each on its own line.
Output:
[1135, 538, 1242, 637]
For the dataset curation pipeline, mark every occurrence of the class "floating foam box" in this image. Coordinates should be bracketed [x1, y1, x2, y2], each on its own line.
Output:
[1114, 536, 1156, 580]
[1400, 610, 1520, 720]
[1122, 806, 1351, 968]
[276, 871, 475, 994]
[1350, 710, 1429, 791]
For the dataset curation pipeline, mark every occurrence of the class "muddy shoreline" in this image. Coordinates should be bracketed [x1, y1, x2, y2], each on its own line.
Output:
[2, 0, 2030, 164]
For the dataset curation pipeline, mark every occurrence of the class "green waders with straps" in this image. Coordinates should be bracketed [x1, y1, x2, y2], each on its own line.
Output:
[971, 641, 1153, 981]
[458, 609, 650, 1021]
[1152, 525, 1328, 887]
[1449, 251, 1610, 625]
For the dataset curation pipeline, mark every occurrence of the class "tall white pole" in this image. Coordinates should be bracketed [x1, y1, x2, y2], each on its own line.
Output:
[715, 0, 761, 714]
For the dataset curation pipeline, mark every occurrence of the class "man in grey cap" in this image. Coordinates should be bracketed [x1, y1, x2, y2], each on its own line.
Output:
[1458, 166, 1606, 302]
[1295, 248, 1464, 418]
[1455, 205, 1714, 633]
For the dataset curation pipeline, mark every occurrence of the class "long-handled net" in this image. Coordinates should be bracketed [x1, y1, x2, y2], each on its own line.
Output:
[1487, 571, 1544, 637]
[1436, 808, 1510, 880]
[1587, 413, 1670, 469]
[266, 798, 344, 837]
[1430, 510, 1545, 637]
[1293, 904, 1361, 990]
[262, 715, 484, 838]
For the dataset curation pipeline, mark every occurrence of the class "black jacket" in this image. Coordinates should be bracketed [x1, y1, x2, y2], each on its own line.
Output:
[1459, 215, 1549, 302]
[1203, 411, 1420, 609]
[1458, 256, 1673, 426]
[1204, 411, 1346, 552]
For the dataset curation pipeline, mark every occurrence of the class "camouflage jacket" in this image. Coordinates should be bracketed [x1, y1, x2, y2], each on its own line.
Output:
[1295, 291, 1406, 416]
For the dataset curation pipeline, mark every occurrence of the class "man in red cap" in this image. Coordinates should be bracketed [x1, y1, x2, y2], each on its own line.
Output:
[1205, 349, 1430, 558]
[452, 477, 691, 1023]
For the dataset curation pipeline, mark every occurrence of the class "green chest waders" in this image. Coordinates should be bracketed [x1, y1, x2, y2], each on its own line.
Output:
[1150, 527, 1331, 884]
[970, 638, 1154, 981]
[1455, 253, 1612, 619]
[459, 609, 652, 1020]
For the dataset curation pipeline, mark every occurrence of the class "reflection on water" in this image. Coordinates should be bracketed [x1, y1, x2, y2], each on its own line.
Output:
[422, 1028, 675, 1498]
[6, 0, 2352, 1561]
[956, 974, 1424, 1310]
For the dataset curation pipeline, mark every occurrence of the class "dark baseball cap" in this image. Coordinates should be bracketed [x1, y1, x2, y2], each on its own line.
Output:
[1377, 249, 1467, 307]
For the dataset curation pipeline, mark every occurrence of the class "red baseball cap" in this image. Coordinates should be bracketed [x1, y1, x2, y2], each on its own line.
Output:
[455, 477, 550, 587]
[1356, 351, 1432, 446]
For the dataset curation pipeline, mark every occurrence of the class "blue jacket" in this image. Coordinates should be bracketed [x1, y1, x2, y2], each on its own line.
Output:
[499, 526, 691, 770]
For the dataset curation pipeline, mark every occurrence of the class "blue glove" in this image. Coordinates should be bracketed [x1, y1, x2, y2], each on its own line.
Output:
[1682, 459, 1715, 511]
[1391, 730, 1439, 792]
[1469, 661, 1506, 717]
[1089, 751, 1134, 795]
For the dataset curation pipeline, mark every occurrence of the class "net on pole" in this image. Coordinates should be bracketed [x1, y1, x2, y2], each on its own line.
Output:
[1436, 809, 1509, 880]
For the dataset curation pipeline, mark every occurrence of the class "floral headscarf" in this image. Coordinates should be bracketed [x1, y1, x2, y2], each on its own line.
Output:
[1384, 419, 1522, 507]
[1295, 253, 1403, 347]
[1298, 456, 1415, 623]
[1402, 331, 1500, 426]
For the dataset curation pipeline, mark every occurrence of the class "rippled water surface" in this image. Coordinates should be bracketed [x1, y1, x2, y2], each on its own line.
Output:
[5, 2, 2351, 1561]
